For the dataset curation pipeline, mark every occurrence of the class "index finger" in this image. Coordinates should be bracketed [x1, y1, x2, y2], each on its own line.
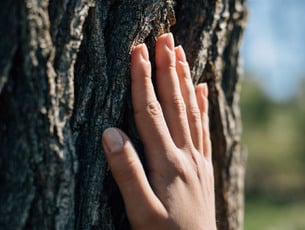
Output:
[131, 44, 175, 165]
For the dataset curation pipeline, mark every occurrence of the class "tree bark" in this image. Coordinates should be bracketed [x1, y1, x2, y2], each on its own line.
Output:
[0, 0, 247, 229]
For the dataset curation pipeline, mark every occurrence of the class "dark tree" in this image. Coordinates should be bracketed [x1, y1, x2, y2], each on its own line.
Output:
[0, 0, 247, 229]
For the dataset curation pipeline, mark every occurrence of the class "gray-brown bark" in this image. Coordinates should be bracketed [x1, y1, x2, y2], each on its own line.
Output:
[0, 0, 247, 229]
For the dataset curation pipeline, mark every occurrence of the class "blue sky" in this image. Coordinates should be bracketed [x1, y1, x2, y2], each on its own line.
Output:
[242, 0, 305, 101]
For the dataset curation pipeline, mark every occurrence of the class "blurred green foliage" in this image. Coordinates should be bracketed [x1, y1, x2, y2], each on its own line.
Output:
[240, 75, 305, 229]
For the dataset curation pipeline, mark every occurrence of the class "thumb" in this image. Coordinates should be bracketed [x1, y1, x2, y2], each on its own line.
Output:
[102, 128, 164, 225]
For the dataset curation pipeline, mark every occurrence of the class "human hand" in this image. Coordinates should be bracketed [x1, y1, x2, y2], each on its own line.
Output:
[102, 33, 216, 230]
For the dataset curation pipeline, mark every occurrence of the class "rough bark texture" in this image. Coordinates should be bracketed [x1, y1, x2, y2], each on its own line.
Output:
[0, 0, 247, 229]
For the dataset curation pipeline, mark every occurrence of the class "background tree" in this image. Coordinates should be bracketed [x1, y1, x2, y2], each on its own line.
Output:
[0, 0, 247, 229]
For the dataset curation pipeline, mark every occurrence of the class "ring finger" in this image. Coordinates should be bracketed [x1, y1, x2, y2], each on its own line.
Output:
[175, 46, 203, 153]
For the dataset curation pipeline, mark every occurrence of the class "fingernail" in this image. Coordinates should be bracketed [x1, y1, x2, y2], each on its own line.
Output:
[139, 44, 149, 61]
[165, 33, 174, 51]
[175, 45, 186, 62]
[102, 128, 123, 153]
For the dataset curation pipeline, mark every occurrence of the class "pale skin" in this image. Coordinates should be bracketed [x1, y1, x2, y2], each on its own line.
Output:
[102, 33, 217, 230]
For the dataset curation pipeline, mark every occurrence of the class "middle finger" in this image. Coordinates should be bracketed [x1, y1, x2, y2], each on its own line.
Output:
[155, 33, 192, 149]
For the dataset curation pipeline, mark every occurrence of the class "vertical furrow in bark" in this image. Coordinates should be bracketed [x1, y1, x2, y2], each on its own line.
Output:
[220, 1, 247, 229]
[0, 1, 18, 93]
[207, 0, 247, 229]
[72, 2, 115, 228]
[0, 0, 93, 228]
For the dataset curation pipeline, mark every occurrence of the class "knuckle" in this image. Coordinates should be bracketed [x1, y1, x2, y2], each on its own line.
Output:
[134, 100, 162, 119]
[188, 107, 201, 123]
[171, 96, 186, 113]
[168, 63, 177, 72]
[147, 100, 162, 118]
[178, 62, 191, 79]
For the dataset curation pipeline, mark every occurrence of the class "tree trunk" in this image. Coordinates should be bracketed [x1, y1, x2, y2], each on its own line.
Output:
[0, 0, 247, 229]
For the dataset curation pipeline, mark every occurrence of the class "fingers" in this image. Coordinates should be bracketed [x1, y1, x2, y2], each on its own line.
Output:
[102, 128, 166, 224]
[131, 44, 175, 163]
[196, 83, 212, 160]
[155, 33, 192, 148]
[175, 46, 203, 153]
[131, 35, 211, 162]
